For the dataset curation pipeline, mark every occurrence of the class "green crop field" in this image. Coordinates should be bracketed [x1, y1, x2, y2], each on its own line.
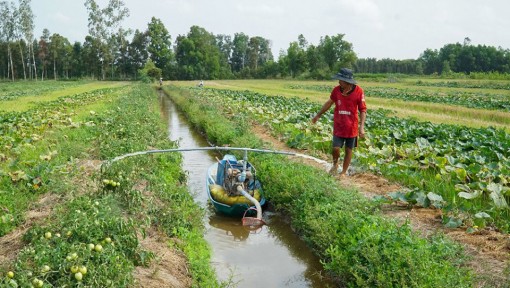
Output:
[1, 79, 509, 287]
[0, 81, 217, 287]
[164, 77, 510, 286]
[171, 78, 510, 131]
[168, 80, 510, 232]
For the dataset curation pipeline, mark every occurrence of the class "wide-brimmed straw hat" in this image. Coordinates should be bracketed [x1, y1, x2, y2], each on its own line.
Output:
[332, 68, 356, 84]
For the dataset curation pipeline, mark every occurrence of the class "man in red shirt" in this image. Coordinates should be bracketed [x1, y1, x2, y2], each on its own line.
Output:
[311, 68, 367, 177]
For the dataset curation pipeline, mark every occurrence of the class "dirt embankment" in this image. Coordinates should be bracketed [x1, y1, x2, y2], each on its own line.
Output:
[252, 124, 510, 287]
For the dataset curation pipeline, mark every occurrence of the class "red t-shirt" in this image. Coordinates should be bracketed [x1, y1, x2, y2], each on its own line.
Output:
[329, 85, 367, 138]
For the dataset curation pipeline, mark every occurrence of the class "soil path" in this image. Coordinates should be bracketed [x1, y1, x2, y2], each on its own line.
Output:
[252, 123, 509, 287]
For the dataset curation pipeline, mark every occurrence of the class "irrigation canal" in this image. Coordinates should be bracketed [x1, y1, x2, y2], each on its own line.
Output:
[159, 91, 338, 287]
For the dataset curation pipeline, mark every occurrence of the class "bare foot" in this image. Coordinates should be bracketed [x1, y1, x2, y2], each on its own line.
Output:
[338, 173, 347, 178]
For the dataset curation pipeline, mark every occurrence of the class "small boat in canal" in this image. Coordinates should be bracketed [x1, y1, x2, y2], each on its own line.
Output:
[206, 154, 265, 220]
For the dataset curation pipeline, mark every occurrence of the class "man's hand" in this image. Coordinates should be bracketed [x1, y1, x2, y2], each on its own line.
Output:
[359, 127, 365, 138]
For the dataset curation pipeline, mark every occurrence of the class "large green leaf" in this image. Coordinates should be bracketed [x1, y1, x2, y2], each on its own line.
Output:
[488, 183, 508, 209]
[427, 192, 444, 208]
[458, 190, 482, 200]
[444, 216, 463, 228]
[454, 168, 468, 182]
[474, 212, 491, 219]
[416, 137, 430, 150]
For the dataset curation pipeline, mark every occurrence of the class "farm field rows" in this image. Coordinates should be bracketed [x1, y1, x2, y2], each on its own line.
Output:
[168, 82, 507, 287]
[166, 79, 510, 286]
[0, 81, 127, 112]
[171, 78, 510, 131]
[0, 81, 216, 287]
[1, 79, 508, 287]
[180, 86, 510, 231]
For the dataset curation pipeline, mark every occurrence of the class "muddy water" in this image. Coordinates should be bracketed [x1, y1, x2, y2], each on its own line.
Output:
[159, 93, 337, 287]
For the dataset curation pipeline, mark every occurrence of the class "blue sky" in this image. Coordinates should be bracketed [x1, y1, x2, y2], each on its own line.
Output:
[31, 0, 510, 60]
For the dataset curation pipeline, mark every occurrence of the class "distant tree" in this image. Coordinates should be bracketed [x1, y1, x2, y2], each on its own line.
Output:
[246, 36, 260, 70]
[215, 34, 234, 78]
[174, 25, 221, 79]
[231, 32, 249, 73]
[441, 60, 451, 75]
[70, 41, 84, 78]
[297, 34, 308, 49]
[257, 59, 279, 78]
[146, 17, 173, 78]
[113, 27, 131, 79]
[138, 59, 161, 82]
[317, 34, 356, 72]
[306, 44, 328, 78]
[216, 34, 232, 64]
[277, 50, 289, 78]
[419, 48, 440, 74]
[0, 1, 17, 80]
[84, 0, 129, 79]
[415, 61, 424, 75]
[37, 28, 50, 80]
[456, 46, 476, 73]
[48, 33, 70, 80]
[81, 35, 101, 78]
[19, 0, 36, 79]
[128, 29, 149, 79]
[286, 41, 307, 77]
[249, 36, 272, 72]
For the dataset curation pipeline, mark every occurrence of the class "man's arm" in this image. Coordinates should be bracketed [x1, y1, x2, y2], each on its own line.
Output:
[359, 111, 366, 138]
[312, 99, 334, 124]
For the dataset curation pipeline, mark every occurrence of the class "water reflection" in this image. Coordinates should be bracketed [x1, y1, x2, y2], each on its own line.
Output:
[209, 215, 251, 242]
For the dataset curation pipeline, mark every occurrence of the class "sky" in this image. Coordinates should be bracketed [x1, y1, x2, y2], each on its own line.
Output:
[31, 0, 510, 60]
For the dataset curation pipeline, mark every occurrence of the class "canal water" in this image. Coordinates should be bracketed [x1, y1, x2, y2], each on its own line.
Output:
[159, 92, 337, 287]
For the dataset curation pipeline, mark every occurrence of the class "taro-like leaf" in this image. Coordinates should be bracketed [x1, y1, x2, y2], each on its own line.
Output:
[456, 183, 473, 193]
[416, 192, 430, 207]
[444, 217, 463, 228]
[427, 192, 444, 208]
[474, 155, 486, 164]
[458, 190, 482, 200]
[427, 192, 443, 202]
[466, 227, 477, 234]
[488, 182, 508, 209]
[446, 155, 457, 165]
[9, 170, 29, 182]
[474, 212, 491, 219]
[455, 168, 468, 182]
[393, 131, 402, 140]
[372, 195, 391, 203]
[416, 137, 430, 150]
[388, 191, 408, 203]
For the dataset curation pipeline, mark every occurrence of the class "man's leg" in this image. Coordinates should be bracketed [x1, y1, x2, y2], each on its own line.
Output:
[339, 146, 353, 176]
[330, 146, 340, 174]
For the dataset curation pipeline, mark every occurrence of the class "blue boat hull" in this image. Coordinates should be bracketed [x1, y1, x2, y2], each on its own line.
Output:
[206, 155, 265, 217]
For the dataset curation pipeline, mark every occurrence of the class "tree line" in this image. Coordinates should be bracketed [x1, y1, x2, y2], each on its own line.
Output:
[354, 38, 510, 76]
[2, 0, 510, 81]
